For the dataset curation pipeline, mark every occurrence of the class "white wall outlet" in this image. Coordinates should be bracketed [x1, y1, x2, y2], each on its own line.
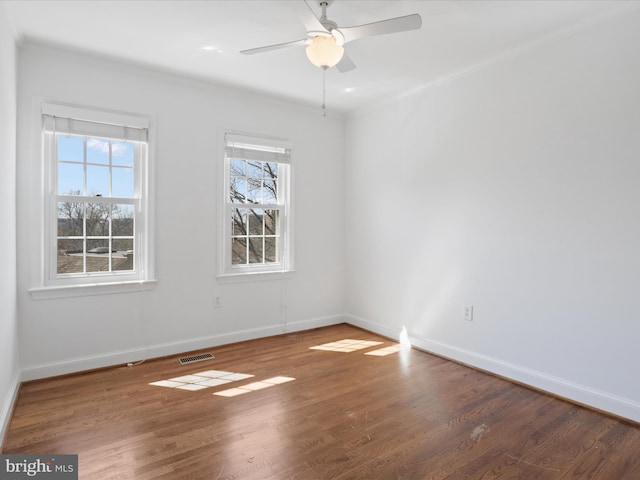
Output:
[214, 296, 222, 309]
[463, 305, 474, 322]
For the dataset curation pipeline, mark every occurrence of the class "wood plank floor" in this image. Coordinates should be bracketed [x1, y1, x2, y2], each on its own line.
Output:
[3, 324, 640, 479]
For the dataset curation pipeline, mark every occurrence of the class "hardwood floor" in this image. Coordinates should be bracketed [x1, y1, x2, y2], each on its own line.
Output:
[3, 324, 640, 479]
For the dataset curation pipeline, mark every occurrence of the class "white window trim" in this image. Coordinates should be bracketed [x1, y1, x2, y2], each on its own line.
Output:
[29, 100, 156, 298]
[217, 130, 295, 281]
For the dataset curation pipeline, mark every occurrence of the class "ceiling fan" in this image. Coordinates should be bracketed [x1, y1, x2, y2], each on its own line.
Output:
[240, 0, 422, 72]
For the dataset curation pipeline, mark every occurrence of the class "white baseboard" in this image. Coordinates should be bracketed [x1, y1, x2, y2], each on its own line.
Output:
[346, 314, 640, 424]
[20, 314, 345, 382]
[0, 371, 21, 449]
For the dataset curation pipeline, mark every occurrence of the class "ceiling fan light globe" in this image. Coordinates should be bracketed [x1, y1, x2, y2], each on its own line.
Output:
[305, 35, 344, 68]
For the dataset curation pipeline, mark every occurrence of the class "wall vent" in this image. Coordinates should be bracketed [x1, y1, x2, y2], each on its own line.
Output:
[179, 353, 214, 365]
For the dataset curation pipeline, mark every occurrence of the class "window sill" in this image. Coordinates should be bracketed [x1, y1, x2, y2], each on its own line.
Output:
[29, 279, 157, 300]
[217, 270, 296, 284]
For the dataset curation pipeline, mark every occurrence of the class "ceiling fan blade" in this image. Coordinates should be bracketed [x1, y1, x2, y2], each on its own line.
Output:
[240, 39, 307, 56]
[339, 14, 422, 44]
[301, 0, 330, 35]
[336, 53, 356, 73]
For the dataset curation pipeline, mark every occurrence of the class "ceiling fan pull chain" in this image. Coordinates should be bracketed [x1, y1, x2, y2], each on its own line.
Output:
[322, 66, 327, 117]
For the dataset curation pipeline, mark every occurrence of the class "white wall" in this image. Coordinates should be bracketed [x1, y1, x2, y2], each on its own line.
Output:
[16, 44, 345, 379]
[0, 1, 19, 445]
[345, 10, 640, 421]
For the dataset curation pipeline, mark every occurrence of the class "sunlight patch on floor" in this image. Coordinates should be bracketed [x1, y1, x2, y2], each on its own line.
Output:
[309, 339, 384, 353]
[149, 370, 254, 391]
[364, 344, 409, 356]
[213, 376, 296, 397]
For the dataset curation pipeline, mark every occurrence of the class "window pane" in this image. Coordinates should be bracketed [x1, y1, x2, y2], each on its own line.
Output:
[230, 176, 246, 203]
[57, 201, 84, 236]
[87, 239, 110, 253]
[57, 134, 83, 162]
[264, 210, 278, 235]
[232, 237, 247, 265]
[263, 179, 277, 203]
[87, 165, 110, 196]
[85, 203, 110, 236]
[230, 158, 245, 176]
[265, 162, 278, 177]
[113, 204, 134, 236]
[232, 208, 247, 235]
[247, 161, 262, 178]
[246, 177, 261, 203]
[58, 163, 84, 195]
[112, 167, 134, 198]
[86, 138, 110, 164]
[86, 239, 110, 272]
[265, 237, 277, 263]
[113, 240, 134, 271]
[249, 237, 263, 264]
[57, 239, 84, 274]
[113, 238, 133, 252]
[248, 209, 263, 235]
[112, 141, 134, 166]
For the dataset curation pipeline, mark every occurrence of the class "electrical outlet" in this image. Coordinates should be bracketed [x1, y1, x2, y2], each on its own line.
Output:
[214, 296, 222, 309]
[463, 305, 473, 322]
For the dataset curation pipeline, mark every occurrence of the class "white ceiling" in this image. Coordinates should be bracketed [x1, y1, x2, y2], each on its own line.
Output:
[4, 0, 639, 113]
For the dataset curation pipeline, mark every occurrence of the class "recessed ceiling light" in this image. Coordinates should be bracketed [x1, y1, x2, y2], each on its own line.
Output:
[201, 46, 223, 53]
[344, 87, 356, 93]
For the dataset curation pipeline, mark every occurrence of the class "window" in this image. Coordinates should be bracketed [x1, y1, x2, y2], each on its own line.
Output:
[222, 133, 292, 276]
[37, 103, 153, 293]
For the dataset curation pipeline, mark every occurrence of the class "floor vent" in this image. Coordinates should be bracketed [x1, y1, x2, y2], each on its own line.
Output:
[179, 353, 215, 365]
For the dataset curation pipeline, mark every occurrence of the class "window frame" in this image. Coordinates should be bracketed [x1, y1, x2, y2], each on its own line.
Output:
[30, 102, 155, 298]
[219, 132, 294, 278]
